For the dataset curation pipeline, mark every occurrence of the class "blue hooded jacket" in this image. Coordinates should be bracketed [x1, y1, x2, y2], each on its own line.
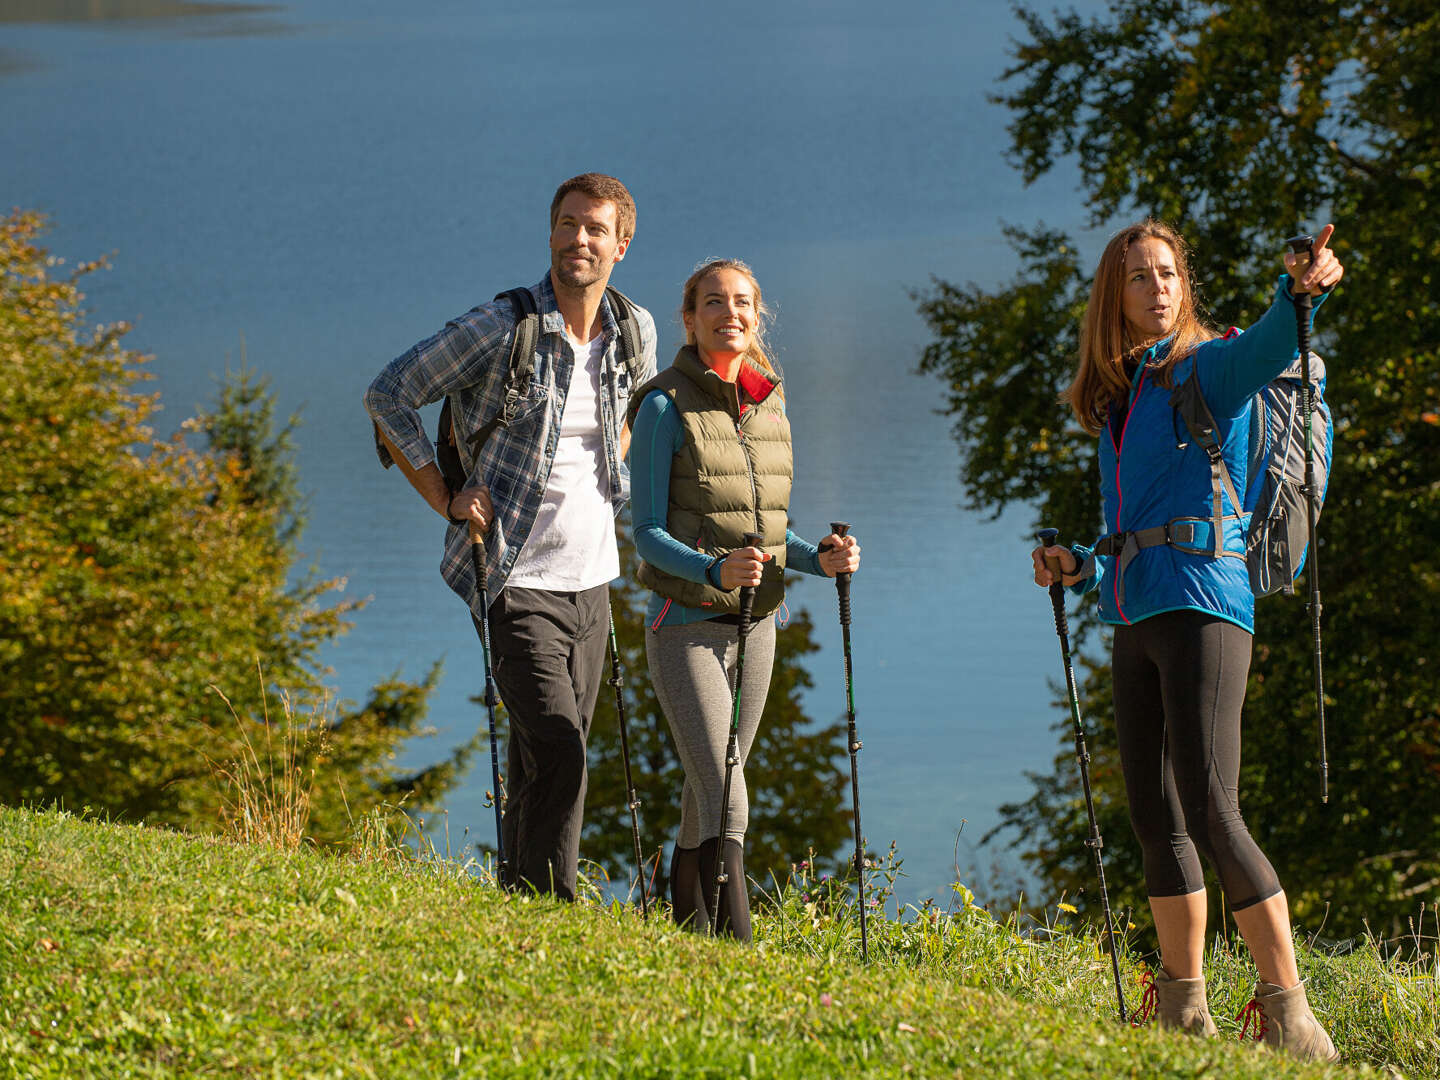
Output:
[1072, 277, 1327, 632]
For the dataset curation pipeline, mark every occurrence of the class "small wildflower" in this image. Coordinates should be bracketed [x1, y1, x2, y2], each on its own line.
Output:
[1057, 902, 1078, 914]
[819, 993, 833, 1007]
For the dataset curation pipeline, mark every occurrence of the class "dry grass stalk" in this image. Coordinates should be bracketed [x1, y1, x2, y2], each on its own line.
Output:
[206, 665, 326, 850]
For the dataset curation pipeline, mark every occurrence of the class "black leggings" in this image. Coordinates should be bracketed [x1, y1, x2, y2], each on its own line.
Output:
[1112, 610, 1280, 911]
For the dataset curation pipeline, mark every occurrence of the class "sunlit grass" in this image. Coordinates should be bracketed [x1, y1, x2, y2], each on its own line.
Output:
[0, 806, 1428, 1078]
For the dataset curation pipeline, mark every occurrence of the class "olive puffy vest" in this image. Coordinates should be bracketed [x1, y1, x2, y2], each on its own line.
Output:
[627, 346, 793, 617]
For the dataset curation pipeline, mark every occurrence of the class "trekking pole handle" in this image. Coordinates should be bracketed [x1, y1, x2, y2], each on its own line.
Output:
[822, 521, 854, 623]
[1036, 528, 1072, 637]
[829, 521, 852, 578]
[1036, 527, 1063, 578]
[467, 520, 488, 589]
[1285, 233, 1325, 300]
[738, 531, 763, 627]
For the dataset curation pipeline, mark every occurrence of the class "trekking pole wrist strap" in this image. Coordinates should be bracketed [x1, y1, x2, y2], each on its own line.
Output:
[445, 489, 468, 527]
[1061, 546, 1096, 587]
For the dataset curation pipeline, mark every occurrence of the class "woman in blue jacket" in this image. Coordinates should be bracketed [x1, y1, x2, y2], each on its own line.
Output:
[1032, 221, 1343, 1061]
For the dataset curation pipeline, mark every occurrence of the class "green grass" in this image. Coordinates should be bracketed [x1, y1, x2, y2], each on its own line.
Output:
[0, 807, 1432, 1078]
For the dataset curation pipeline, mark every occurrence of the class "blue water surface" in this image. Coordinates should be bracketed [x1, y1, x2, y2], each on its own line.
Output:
[2, 0, 1109, 906]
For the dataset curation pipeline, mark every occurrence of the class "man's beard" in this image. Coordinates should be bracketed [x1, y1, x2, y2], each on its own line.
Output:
[553, 251, 602, 289]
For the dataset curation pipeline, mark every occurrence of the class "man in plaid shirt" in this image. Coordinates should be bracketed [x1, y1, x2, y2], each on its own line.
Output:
[365, 174, 657, 899]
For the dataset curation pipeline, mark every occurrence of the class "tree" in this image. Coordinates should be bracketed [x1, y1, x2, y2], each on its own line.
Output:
[916, 2, 1440, 937]
[583, 526, 852, 900]
[0, 211, 470, 842]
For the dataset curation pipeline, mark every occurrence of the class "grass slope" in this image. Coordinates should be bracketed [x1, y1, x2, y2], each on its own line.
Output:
[0, 808, 1430, 1078]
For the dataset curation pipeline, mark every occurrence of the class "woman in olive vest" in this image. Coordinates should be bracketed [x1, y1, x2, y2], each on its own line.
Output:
[627, 259, 860, 939]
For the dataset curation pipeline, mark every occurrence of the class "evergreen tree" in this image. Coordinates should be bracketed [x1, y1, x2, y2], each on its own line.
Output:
[916, 2, 1440, 936]
[0, 211, 469, 841]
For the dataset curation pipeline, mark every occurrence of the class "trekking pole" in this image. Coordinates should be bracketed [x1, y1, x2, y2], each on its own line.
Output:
[1285, 233, 1329, 804]
[606, 597, 650, 917]
[1036, 529, 1127, 1023]
[821, 521, 869, 961]
[469, 521, 507, 883]
[710, 530, 764, 937]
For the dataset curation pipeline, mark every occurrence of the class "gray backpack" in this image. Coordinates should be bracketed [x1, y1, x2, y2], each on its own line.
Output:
[1171, 342, 1332, 597]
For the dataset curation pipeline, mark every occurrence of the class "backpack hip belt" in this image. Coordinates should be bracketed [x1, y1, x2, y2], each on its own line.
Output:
[1094, 517, 1243, 605]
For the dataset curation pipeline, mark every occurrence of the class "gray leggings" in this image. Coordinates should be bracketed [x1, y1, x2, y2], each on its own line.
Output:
[646, 615, 777, 847]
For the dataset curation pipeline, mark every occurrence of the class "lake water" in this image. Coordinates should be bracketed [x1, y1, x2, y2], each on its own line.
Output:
[3, 0, 1107, 905]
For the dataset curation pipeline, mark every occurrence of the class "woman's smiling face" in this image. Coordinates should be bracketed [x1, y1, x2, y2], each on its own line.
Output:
[684, 267, 757, 360]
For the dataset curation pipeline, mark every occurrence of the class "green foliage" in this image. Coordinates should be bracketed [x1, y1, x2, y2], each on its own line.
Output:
[916, 3, 1440, 936]
[916, 227, 1100, 549]
[0, 211, 469, 841]
[584, 527, 852, 902]
[192, 364, 304, 542]
[4, 806, 1433, 1076]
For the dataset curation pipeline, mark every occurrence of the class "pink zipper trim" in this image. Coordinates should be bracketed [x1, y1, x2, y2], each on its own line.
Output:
[650, 597, 673, 631]
[1109, 367, 1149, 625]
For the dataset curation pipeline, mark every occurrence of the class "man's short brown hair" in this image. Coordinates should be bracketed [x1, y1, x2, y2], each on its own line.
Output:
[549, 174, 636, 242]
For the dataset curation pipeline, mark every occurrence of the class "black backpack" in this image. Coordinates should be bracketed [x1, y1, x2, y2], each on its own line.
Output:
[435, 285, 645, 492]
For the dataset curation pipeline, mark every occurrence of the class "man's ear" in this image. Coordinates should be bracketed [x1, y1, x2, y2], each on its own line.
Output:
[613, 234, 631, 262]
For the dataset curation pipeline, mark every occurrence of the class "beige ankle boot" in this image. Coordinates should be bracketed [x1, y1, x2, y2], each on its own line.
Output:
[1239, 980, 1339, 1063]
[1131, 970, 1218, 1035]
[1154, 970, 1218, 1035]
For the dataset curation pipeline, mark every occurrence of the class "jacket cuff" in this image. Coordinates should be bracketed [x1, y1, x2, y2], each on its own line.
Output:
[1278, 273, 1330, 312]
[705, 556, 726, 588]
[1067, 544, 1099, 596]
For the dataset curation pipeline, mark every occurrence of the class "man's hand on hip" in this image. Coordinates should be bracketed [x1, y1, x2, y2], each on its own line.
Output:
[449, 484, 494, 533]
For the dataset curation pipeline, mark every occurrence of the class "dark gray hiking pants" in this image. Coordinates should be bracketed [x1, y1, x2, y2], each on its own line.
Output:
[475, 583, 608, 900]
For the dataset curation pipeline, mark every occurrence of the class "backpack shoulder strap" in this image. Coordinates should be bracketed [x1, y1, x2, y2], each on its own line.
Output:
[497, 286, 540, 389]
[604, 285, 646, 384]
[1169, 368, 1244, 558]
[461, 287, 541, 457]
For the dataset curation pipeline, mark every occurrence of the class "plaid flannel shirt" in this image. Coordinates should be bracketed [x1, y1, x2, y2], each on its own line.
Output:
[365, 273, 657, 616]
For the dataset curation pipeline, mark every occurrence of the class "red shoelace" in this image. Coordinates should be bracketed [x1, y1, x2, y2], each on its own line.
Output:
[1130, 971, 1158, 1027]
[1237, 997, 1270, 1040]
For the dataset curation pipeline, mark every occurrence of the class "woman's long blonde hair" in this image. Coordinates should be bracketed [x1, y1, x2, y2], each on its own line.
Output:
[680, 259, 784, 398]
[1063, 219, 1218, 435]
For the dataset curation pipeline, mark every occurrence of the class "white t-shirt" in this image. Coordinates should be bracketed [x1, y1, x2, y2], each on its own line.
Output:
[506, 331, 619, 591]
